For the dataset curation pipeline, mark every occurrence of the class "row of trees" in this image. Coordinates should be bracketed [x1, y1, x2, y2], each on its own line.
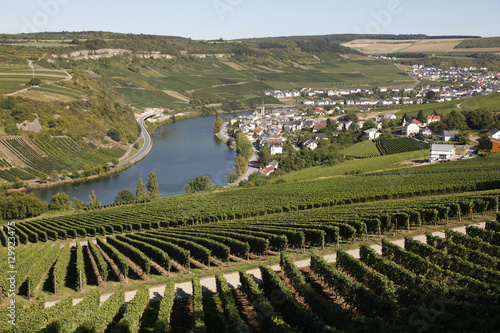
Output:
[114, 172, 159, 203]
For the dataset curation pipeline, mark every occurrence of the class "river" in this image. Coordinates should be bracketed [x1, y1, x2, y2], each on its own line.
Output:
[31, 115, 238, 205]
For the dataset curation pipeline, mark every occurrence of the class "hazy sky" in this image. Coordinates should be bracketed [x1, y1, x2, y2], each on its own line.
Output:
[1, 0, 499, 39]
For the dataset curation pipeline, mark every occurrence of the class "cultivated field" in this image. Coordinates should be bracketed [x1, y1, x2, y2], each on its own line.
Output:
[343, 38, 500, 54]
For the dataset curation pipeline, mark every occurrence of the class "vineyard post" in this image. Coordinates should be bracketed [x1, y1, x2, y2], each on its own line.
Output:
[422, 214, 425, 229]
[378, 223, 381, 238]
[395, 218, 398, 235]
[434, 214, 437, 227]
[364, 224, 368, 240]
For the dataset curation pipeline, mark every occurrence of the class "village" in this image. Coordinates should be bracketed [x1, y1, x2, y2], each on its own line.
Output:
[228, 101, 500, 176]
[265, 64, 500, 108]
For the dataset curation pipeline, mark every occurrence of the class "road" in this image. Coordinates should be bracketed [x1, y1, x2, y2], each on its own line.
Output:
[44, 221, 485, 308]
[117, 114, 154, 167]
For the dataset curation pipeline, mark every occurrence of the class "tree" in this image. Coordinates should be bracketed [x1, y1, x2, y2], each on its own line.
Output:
[38, 172, 47, 183]
[114, 189, 136, 203]
[257, 143, 272, 168]
[72, 197, 85, 210]
[463, 108, 494, 130]
[454, 132, 470, 145]
[213, 114, 224, 133]
[226, 172, 238, 183]
[417, 110, 426, 123]
[50, 192, 70, 211]
[50, 169, 59, 182]
[71, 166, 80, 179]
[61, 169, 69, 179]
[13, 177, 24, 189]
[426, 90, 437, 100]
[235, 131, 253, 161]
[444, 110, 467, 131]
[342, 111, 358, 122]
[183, 174, 214, 193]
[234, 154, 248, 176]
[136, 177, 146, 201]
[0, 192, 48, 220]
[89, 190, 101, 208]
[107, 128, 121, 142]
[362, 119, 377, 130]
[28, 78, 42, 86]
[401, 113, 409, 124]
[146, 172, 159, 199]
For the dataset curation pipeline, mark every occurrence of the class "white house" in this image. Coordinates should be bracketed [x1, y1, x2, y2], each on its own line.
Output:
[260, 160, 279, 176]
[402, 119, 421, 136]
[364, 128, 380, 140]
[302, 138, 318, 151]
[430, 144, 455, 161]
[426, 115, 441, 125]
[488, 128, 500, 140]
[443, 130, 459, 142]
[270, 142, 283, 155]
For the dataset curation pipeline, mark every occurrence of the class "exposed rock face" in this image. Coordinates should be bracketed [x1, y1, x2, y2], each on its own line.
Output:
[17, 115, 43, 132]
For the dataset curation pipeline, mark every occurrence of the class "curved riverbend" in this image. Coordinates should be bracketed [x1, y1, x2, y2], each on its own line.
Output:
[31, 115, 238, 205]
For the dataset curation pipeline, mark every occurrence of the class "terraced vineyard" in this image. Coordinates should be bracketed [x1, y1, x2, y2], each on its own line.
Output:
[12, 153, 500, 239]
[0, 136, 118, 182]
[3, 217, 500, 332]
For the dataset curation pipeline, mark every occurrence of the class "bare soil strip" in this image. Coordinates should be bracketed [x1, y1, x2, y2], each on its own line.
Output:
[170, 260, 189, 274]
[210, 257, 228, 267]
[232, 288, 260, 332]
[149, 260, 170, 277]
[122, 254, 149, 280]
[162, 89, 191, 102]
[86, 246, 105, 287]
[96, 243, 128, 284]
[190, 258, 209, 270]
[229, 255, 246, 263]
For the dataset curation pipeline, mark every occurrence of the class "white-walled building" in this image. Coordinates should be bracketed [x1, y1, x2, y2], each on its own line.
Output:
[430, 144, 455, 161]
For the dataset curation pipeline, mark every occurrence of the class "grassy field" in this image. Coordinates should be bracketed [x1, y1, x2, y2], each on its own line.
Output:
[0, 66, 70, 96]
[393, 93, 500, 119]
[339, 140, 380, 158]
[279, 150, 428, 182]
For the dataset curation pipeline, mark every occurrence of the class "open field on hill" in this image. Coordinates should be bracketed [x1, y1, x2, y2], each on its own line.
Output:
[343, 38, 500, 54]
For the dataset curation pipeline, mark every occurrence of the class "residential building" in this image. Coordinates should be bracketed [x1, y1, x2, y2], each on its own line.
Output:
[260, 160, 279, 176]
[402, 119, 421, 136]
[302, 138, 318, 151]
[364, 128, 380, 140]
[426, 115, 441, 125]
[430, 144, 455, 161]
[443, 130, 459, 142]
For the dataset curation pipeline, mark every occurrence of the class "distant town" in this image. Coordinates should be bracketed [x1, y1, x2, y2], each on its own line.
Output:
[265, 64, 499, 108]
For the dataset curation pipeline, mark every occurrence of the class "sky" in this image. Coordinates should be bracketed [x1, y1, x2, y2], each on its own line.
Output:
[1, 0, 499, 40]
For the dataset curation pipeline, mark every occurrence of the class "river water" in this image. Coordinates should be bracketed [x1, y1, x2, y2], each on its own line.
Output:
[31, 115, 238, 205]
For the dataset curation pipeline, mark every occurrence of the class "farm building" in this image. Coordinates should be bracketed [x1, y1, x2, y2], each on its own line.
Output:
[430, 144, 455, 161]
